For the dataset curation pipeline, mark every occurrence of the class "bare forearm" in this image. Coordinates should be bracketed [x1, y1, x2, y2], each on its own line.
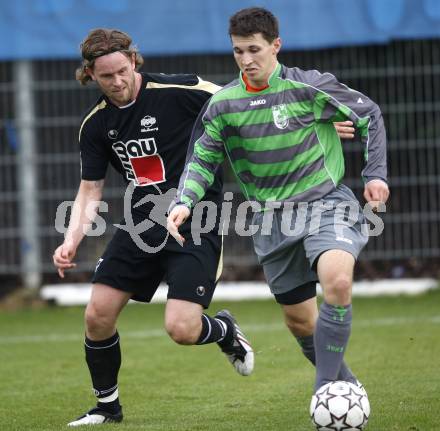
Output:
[64, 179, 104, 248]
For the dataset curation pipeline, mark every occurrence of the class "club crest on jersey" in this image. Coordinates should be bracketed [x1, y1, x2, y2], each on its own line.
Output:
[141, 115, 159, 132]
[272, 104, 289, 129]
[112, 137, 166, 186]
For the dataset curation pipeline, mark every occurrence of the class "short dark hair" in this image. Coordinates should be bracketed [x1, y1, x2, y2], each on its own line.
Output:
[229, 7, 279, 43]
[76, 28, 143, 85]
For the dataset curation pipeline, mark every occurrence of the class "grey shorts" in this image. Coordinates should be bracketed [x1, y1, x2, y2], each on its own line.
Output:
[252, 184, 369, 295]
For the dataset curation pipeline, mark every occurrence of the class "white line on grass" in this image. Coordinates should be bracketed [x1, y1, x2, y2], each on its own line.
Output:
[1, 315, 439, 345]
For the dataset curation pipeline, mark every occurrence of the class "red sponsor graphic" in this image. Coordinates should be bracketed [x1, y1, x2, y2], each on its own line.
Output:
[130, 155, 166, 185]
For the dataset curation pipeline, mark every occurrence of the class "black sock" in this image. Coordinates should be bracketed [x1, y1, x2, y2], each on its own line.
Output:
[96, 399, 121, 415]
[85, 331, 121, 413]
[196, 314, 232, 346]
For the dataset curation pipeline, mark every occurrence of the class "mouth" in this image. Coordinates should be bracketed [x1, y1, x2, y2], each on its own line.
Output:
[245, 68, 258, 74]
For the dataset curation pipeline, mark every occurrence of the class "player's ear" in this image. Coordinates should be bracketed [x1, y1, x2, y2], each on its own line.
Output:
[86, 66, 96, 81]
[272, 37, 281, 55]
[130, 53, 136, 70]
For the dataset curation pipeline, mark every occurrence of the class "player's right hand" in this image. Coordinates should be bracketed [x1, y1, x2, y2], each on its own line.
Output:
[363, 179, 390, 212]
[167, 205, 190, 246]
[53, 242, 77, 278]
[334, 121, 355, 139]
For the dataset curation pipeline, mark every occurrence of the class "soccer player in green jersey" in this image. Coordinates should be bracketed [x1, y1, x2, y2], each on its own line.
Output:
[167, 5, 389, 402]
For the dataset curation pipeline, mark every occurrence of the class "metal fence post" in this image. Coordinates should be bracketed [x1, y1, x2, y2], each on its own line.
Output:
[14, 60, 42, 289]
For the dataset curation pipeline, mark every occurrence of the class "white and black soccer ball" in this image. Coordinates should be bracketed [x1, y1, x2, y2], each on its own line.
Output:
[310, 380, 370, 430]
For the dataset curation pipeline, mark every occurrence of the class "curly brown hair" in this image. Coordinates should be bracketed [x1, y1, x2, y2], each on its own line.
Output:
[76, 28, 144, 85]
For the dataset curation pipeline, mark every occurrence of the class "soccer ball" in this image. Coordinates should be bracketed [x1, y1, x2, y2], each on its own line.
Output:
[310, 381, 370, 430]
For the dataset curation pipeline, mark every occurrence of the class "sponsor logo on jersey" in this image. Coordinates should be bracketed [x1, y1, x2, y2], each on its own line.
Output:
[112, 137, 166, 186]
[272, 104, 289, 129]
[141, 115, 159, 132]
[250, 99, 266, 106]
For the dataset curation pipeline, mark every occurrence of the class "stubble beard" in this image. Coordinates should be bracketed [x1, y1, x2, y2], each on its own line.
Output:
[107, 74, 136, 106]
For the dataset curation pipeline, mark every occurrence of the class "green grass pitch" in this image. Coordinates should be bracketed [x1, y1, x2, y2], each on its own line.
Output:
[0, 288, 438, 430]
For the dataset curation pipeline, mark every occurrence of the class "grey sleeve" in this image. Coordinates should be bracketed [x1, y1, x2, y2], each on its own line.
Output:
[172, 99, 225, 210]
[174, 99, 209, 209]
[302, 69, 388, 183]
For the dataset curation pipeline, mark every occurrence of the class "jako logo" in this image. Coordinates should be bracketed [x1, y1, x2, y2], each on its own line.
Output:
[250, 99, 266, 106]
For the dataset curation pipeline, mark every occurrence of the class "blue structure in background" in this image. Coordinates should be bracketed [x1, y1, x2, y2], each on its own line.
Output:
[1, 0, 440, 59]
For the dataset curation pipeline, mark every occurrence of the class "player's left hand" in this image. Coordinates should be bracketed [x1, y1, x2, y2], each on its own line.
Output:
[334, 121, 355, 139]
[167, 205, 190, 245]
[364, 179, 390, 211]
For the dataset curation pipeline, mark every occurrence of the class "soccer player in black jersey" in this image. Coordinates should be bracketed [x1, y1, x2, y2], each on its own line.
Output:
[52, 29, 254, 427]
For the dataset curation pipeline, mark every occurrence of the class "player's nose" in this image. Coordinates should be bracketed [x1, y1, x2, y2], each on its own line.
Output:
[113, 75, 123, 87]
[241, 53, 253, 66]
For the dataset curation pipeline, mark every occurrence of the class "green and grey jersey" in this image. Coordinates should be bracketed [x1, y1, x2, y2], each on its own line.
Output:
[176, 62, 387, 208]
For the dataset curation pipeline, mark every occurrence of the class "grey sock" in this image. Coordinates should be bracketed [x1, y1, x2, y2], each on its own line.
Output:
[295, 334, 316, 364]
[338, 361, 356, 384]
[314, 302, 352, 391]
[295, 334, 356, 383]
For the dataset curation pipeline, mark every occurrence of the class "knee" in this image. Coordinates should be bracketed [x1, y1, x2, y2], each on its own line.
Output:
[285, 314, 315, 337]
[85, 302, 114, 337]
[165, 318, 199, 345]
[325, 274, 352, 302]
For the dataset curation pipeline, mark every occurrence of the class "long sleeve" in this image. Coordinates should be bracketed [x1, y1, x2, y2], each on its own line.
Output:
[304, 69, 387, 183]
[175, 100, 226, 209]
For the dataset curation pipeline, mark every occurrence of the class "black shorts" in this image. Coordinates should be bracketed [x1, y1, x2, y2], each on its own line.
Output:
[274, 282, 317, 305]
[92, 220, 222, 309]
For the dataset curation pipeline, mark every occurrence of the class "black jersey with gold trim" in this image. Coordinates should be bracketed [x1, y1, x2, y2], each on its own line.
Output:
[79, 72, 223, 207]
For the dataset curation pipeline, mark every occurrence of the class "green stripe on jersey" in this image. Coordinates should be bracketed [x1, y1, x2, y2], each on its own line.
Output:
[194, 142, 225, 164]
[357, 117, 370, 137]
[211, 76, 309, 105]
[314, 123, 345, 184]
[313, 91, 353, 122]
[188, 162, 215, 185]
[212, 100, 313, 128]
[232, 143, 322, 177]
[209, 84, 256, 103]
[181, 194, 193, 206]
[184, 179, 206, 201]
[226, 126, 314, 152]
[242, 168, 331, 201]
[337, 103, 352, 119]
[313, 92, 330, 121]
